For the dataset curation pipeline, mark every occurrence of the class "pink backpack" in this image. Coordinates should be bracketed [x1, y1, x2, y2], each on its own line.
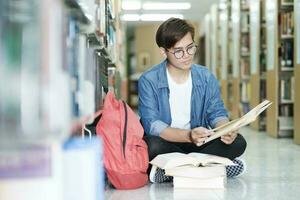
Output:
[96, 92, 149, 189]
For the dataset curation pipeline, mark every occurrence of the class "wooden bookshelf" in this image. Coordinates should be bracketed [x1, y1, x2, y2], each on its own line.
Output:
[294, 0, 300, 144]
[249, 0, 268, 130]
[217, 7, 222, 81]
[210, 4, 219, 77]
[219, 4, 229, 111]
[265, 0, 294, 138]
[230, 0, 241, 119]
[239, 0, 251, 117]
[205, 14, 211, 68]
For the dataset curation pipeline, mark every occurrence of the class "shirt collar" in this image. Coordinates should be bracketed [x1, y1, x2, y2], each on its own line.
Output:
[157, 59, 201, 88]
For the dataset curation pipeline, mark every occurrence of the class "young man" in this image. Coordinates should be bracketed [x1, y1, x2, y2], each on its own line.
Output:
[138, 18, 247, 183]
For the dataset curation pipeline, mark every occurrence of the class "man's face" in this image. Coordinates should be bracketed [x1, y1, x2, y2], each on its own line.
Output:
[165, 32, 196, 71]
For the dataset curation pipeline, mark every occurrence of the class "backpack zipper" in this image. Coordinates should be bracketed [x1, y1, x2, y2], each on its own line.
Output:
[121, 101, 128, 158]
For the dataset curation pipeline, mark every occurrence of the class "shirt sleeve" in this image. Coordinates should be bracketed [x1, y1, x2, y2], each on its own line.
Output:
[138, 76, 169, 136]
[206, 73, 229, 128]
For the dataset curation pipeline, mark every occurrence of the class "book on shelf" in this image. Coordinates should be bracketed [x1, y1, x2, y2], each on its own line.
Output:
[280, 12, 294, 35]
[150, 152, 234, 170]
[279, 104, 293, 116]
[280, 40, 293, 68]
[204, 100, 272, 143]
[173, 176, 226, 189]
[280, 79, 293, 102]
[278, 116, 294, 130]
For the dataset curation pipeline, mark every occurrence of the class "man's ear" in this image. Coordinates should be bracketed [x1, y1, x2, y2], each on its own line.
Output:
[159, 47, 166, 57]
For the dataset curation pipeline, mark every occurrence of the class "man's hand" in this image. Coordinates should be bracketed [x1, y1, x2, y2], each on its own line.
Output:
[220, 130, 238, 144]
[190, 127, 214, 146]
[215, 119, 238, 145]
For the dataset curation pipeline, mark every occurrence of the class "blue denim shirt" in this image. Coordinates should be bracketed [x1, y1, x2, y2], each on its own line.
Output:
[138, 59, 228, 136]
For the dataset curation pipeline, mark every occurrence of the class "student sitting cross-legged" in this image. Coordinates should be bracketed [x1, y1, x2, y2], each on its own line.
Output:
[138, 18, 247, 183]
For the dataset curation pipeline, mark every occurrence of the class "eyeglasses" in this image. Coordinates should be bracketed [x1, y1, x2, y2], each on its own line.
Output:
[166, 44, 198, 59]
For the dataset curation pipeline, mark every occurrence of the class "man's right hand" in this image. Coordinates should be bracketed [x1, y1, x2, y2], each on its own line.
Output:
[190, 127, 214, 146]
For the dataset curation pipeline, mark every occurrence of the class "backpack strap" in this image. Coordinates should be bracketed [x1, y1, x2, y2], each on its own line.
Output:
[121, 101, 128, 158]
[83, 110, 102, 138]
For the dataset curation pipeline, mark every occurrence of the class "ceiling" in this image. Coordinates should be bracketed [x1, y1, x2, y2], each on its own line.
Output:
[121, 0, 219, 25]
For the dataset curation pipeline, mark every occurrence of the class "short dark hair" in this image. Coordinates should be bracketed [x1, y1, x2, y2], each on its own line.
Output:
[155, 18, 195, 49]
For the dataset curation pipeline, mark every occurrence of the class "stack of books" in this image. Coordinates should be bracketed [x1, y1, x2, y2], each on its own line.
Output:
[150, 152, 234, 189]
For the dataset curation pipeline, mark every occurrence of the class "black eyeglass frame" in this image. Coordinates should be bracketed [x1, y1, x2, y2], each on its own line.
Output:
[165, 44, 198, 59]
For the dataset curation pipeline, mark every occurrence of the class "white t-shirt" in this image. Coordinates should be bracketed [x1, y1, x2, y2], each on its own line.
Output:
[167, 69, 192, 130]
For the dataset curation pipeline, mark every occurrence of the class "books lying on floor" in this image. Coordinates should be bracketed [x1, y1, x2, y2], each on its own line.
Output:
[165, 165, 225, 179]
[173, 176, 226, 189]
[150, 152, 234, 170]
[150, 153, 231, 189]
[205, 99, 272, 143]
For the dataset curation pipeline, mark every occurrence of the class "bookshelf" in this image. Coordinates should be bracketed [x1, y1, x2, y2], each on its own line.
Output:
[217, 7, 222, 81]
[196, 35, 206, 66]
[219, 3, 230, 114]
[210, 4, 219, 77]
[249, 0, 267, 130]
[63, 0, 126, 132]
[230, 0, 241, 119]
[0, 0, 73, 139]
[205, 14, 211, 68]
[128, 23, 168, 109]
[265, 0, 294, 137]
[239, 0, 251, 117]
[66, 0, 104, 115]
[227, 0, 234, 118]
[294, 0, 300, 144]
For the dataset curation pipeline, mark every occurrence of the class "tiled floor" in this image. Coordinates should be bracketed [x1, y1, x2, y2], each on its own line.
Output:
[105, 127, 300, 200]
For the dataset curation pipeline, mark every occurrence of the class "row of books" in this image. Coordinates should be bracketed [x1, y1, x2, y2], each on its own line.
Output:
[279, 104, 294, 116]
[241, 82, 251, 103]
[240, 8, 250, 121]
[241, 11, 250, 33]
[240, 34, 250, 54]
[260, 49, 267, 73]
[279, 40, 294, 68]
[65, 0, 120, 126]
[279, 12, 294, 36]
[260, 80, 267, 100]
[241, 58, 250, 77]
[280, 77, 295, 102]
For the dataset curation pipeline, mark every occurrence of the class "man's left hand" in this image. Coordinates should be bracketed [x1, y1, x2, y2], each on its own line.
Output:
[220, 130, 238, 144]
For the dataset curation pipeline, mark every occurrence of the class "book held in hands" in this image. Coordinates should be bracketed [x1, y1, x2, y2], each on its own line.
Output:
[204, 100, 272, 143]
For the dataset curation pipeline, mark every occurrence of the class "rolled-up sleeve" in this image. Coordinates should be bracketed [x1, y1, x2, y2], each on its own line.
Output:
[206, 74, 228, 128]
[138, 76, 168, 136]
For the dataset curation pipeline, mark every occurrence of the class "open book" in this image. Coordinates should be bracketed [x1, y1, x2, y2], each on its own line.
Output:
[150, 152, 234, 170]
[205, 100, 272, 143]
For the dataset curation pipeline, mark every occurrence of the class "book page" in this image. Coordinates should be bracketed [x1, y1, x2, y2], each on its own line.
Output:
[188, 153, 234, 166]
[150, 152, 200, 169]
